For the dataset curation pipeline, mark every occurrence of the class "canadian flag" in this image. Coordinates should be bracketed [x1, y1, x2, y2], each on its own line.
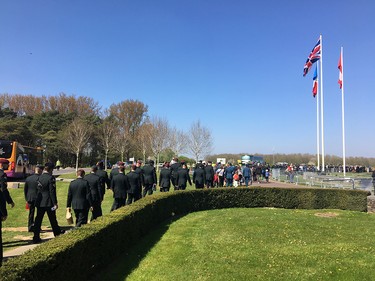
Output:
[338, 51, 343, 89]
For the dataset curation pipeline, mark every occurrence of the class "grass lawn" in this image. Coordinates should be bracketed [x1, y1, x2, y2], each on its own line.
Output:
[96, 208, 375, 281]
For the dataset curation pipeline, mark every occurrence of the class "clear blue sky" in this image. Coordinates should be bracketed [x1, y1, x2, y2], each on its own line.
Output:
[1, 0, 374, 158]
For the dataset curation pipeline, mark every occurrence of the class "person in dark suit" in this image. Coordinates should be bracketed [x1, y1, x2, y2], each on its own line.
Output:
[67, 169, 93, 227]
[127, 165, 142, 205]
[176, 162, 192, 190]
[170, 158, 181, 190]
[134, 160, 144, 188]
[24, 165, 43, 232]
[204, 161, 215, 188]
[142, 160, 157, 197]
[0, 159, 14, 267]
[110, 165, 129, 211]
[193, 163, 206, 189]
[96, 161, 110, 200]
[159, 162, 172, 192]
[109, 161, 123, 186]
[84, 166, 102, 220]
[33, 162, 64, 244]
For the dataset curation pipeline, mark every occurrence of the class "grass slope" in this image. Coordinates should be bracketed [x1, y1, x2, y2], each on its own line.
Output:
[97, 208, 375, 281]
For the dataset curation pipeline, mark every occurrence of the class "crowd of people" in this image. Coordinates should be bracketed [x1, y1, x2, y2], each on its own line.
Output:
[0, 157, 274, 266]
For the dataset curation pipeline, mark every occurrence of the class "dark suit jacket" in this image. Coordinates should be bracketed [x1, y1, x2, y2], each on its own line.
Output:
[111, 173, 129, 199]
[127, 171, 141, 194]
[84, 173, 102, 202]
[170, 162, 181, 179]
[96, 169, 110, 198]
[24, 173, 40, 202]
[159, 167, 172, 188]
[67, 178, 92, 210]
[176, 167, 192, 186]
[193, 167, 206, 185]
[204, 165, 215, 181]
[35, 172, 57, 208]
[134, 167, 144, 186]
[142, 164, 157, 185]
[0, 169, 13, 205]
[109, 167, 119, 184]
[0, 183, 7, 218]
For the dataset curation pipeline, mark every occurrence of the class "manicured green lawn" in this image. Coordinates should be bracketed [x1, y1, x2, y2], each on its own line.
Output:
[96, 208, 375, 281]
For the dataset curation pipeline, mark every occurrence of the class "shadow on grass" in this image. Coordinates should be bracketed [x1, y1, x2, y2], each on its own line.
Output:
[93, 215, 183, 281]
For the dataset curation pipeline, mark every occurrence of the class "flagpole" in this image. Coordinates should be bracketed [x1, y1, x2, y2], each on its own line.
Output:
[319, 34, 325, 172]
[341, 47, 346, 177]
[316, 67, 320, 171]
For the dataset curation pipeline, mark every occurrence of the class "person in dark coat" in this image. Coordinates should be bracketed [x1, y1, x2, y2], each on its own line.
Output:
[159, 162, 172, 192]
[110, 165, 129, 211]
[134, 160, 144, 188]
[67, 169, 92, 227]
[127, 165, 142, 205]
[176, 163, 192, 190]
[224, 163, 236, 187]
[193, 163, 206, 189]
[242, 164, 252, 187]
[33, 162, 64, 243]
[24, 165, 43, 232]
[170, 158, 181, 190]
[204, 161, 215, 188]
[96, 161, 110, 201]
[109, 161, 123, 186]
[0, 159, 14, 267]
[142, 160, 157, 197]
[84, 166, 102, 220]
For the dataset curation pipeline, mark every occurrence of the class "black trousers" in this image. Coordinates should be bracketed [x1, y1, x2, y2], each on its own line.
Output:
[126, 192, 141, 205]
[27, 201, 36, 231]
[91, 201, 102, 221]
[74, 209, 89, 227]
[111, 198, 126, 211]
[142, 184, 154, 197]
[179, 183, 187, 190]
[33, 207, 62, 239]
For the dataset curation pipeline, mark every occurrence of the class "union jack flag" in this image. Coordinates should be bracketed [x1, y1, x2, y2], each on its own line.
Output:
[303, 38, 321, 77]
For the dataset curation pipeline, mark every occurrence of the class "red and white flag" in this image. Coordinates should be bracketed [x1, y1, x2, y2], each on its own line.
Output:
[338, 51, 343, 89]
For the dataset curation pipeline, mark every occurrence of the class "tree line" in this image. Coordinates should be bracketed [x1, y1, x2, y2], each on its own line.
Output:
[0, 93, 213, 170]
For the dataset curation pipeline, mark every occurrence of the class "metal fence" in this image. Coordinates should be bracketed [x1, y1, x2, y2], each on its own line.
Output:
[271, 169, 374, 194]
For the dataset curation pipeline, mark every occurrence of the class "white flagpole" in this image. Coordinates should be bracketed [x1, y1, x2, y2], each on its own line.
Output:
[319, 34, 325, 172]
[316, 66, 320, 171]
[341, 47, 346, 177]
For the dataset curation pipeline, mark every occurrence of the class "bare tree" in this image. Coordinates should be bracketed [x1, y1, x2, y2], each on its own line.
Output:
[169, 127, 188, 157]
[108, 99, 148, 159]
[188, 120, 213, 163]
[148, 116, 170, 170]
[62, 118, 93, 171]
[136, 121, 153, 163]
[98, 115, 118, 169]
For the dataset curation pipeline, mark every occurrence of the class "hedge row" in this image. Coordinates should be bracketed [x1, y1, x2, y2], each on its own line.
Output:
[0, 187, 369, 280]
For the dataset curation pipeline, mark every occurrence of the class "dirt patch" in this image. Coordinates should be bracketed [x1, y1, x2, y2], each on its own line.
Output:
[314, 212, 339, 218]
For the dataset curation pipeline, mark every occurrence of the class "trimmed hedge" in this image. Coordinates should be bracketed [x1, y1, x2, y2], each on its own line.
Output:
[0, 187, 369, 280]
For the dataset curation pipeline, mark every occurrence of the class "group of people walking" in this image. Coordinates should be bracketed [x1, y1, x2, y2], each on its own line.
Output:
[1, 156, 271, 266]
